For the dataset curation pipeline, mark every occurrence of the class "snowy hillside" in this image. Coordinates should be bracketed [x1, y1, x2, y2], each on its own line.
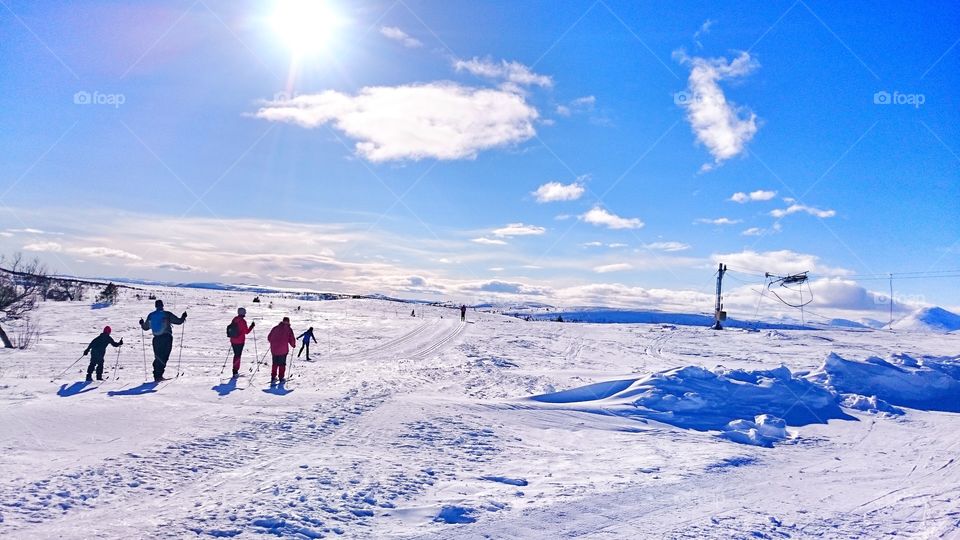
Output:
[0, 285, 959, 538]
[892, 306, 960, 332]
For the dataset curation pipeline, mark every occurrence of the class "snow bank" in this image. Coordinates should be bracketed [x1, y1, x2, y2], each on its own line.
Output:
[509, 308, 814, 330]
[809, 353, 960, 412]
[892, 306, 960, 332]
[839, 394, 904, 416]
[721, 414, 791, 447]
[527, 364, 852, 444]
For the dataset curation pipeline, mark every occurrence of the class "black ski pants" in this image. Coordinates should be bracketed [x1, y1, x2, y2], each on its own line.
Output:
[152, 334, 174, 380]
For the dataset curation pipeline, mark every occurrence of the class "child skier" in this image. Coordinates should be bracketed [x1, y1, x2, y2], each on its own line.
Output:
[296, 327, 316, 360]
[267, 317, 296, 384]
[83, 326, 123, 381]
[228, 307, 255, 377]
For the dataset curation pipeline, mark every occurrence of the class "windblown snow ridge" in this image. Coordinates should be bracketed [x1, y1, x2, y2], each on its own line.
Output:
[526, 351, 960, 446]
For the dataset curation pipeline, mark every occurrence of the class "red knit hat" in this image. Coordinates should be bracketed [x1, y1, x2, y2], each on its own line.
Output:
[103, 326, 112, 334]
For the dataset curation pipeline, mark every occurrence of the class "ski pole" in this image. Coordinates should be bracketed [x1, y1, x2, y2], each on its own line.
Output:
[51, 353, 85, 382]
[111, 343, 123, 380]
[176, 320, 185, 377]
[218, 348, 231, 377]
[141, 327, 148, 381]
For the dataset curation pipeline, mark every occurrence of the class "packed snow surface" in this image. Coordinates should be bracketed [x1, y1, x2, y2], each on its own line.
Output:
[0, 285, 959, 538]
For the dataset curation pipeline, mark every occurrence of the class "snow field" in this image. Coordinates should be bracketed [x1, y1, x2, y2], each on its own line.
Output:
[0, 284, 958, 538]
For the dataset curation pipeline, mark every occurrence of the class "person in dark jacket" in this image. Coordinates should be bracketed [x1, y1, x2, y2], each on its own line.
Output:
[228, 307, 255, 377]
[139, 299, 187, 381]
[84, 326, 123, 381]
[296, 327, 316, 360]
[460, 304, 467, 322]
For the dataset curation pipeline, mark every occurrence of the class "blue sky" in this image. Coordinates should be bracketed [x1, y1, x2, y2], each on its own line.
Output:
[0, 0, 958, 317]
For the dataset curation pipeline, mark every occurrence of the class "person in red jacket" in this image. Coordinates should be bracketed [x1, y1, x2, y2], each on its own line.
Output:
[267, 316, 296, 384]
[228, 307, 256, 378]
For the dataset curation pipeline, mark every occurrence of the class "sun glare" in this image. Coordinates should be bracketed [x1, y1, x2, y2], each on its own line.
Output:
[270, 0, 342, 56]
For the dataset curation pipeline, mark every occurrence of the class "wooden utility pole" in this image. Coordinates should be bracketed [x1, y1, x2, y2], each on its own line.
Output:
[712, 263, 727, 330]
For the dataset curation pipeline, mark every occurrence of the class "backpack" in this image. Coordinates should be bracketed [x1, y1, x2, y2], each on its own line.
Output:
[226, 320, 238, 338]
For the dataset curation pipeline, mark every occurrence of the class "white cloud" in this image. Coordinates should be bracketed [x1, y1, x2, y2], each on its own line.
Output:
[472, 237, 508, 245]
[675, 51, 759, 169]
[379, 26, 422, 48]
[608, 243, 628, 248]
[594, 263, 632, 273]
[580, 206, 644, 230]
[492, 223, 546, 237]
[582, 241, 604, 248]
[222, 270, 260, 280]
[641, 241, 691, 252]
[73, 246, 142, 260]
[156, 262, 204, 272]
[453, 57, 552, 88]
[532, 180, 585, 203]
[462, 280, 550, 296]
[770, 203, 836, 219]
[23, 242, 62, 252]
[730, 189, 776, 203]
[711, 249, 850, 276]
[741, 222, 782, 236]
[695, 217, 742, 225]
[255, 83, 539, 162]
[556, 95, 596, 116]
[488, 267, 504, 272]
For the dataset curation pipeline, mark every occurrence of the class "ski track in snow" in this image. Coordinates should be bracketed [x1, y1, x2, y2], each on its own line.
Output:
[0, 313, 470, 538]
[1, 289, 959, 538]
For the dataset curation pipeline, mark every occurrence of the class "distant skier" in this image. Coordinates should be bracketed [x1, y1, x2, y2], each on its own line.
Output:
[296, 327, 316, 360]
[460, 304, 467, 322]
[139, 299, 187, 381]
[267, 317, 296, 384]
[411, 309, 416, 317]
[228, 307, 255, 377]
[83, 326, 123, 381]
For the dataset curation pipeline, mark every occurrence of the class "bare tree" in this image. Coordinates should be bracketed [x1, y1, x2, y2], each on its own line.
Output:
[0, 254, 48, 348]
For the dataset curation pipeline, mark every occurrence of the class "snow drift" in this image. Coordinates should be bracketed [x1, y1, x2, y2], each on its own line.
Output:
[527, 365, 852, 446]
[809, 352, 960, 412]
[892, 306, 960, 333]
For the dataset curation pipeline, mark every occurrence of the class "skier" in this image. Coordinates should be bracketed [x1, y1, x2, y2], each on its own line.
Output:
[460, 304, 467, 322]
[410, 309, 416, 317]
[83, 326, 123, 381]
[139, 299, 187, 381]
[296, 327, 316, 360]
[228, 307, 255, 377]
[267, 316, 296, 384]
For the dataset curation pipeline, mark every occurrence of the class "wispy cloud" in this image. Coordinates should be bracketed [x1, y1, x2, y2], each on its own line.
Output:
[471, 237, 508, 245]
[593, 263, 632, 273]
[730, 189, 776, 203]
[73, 246, 142, 261]
[255, 83, 538, 162]
[770, 203, 836, 219]
[556, 95, 596, 116]
[675, 51, 759, 171]
[580, 206, 644, 230]
[532, 180, 586, 203]
[453, 57, 552, 88]
[695, 217, 742, 225]
[23, 241, 63, 252]
[711, 249, 850, 276]
[641, 241, 691, 252]
[491, 223, 546, 237]
[379, 26, 422, 48]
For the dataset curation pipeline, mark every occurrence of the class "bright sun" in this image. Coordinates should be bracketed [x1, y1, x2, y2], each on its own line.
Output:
[270, 0, 342, 56]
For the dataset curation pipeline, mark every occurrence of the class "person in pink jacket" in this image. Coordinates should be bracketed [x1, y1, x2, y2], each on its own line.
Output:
[267, 316, 296, 383]
[228, 307, 255, 378]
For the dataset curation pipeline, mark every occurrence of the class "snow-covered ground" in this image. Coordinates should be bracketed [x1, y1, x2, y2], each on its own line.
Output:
[1, 285, 959, 538]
